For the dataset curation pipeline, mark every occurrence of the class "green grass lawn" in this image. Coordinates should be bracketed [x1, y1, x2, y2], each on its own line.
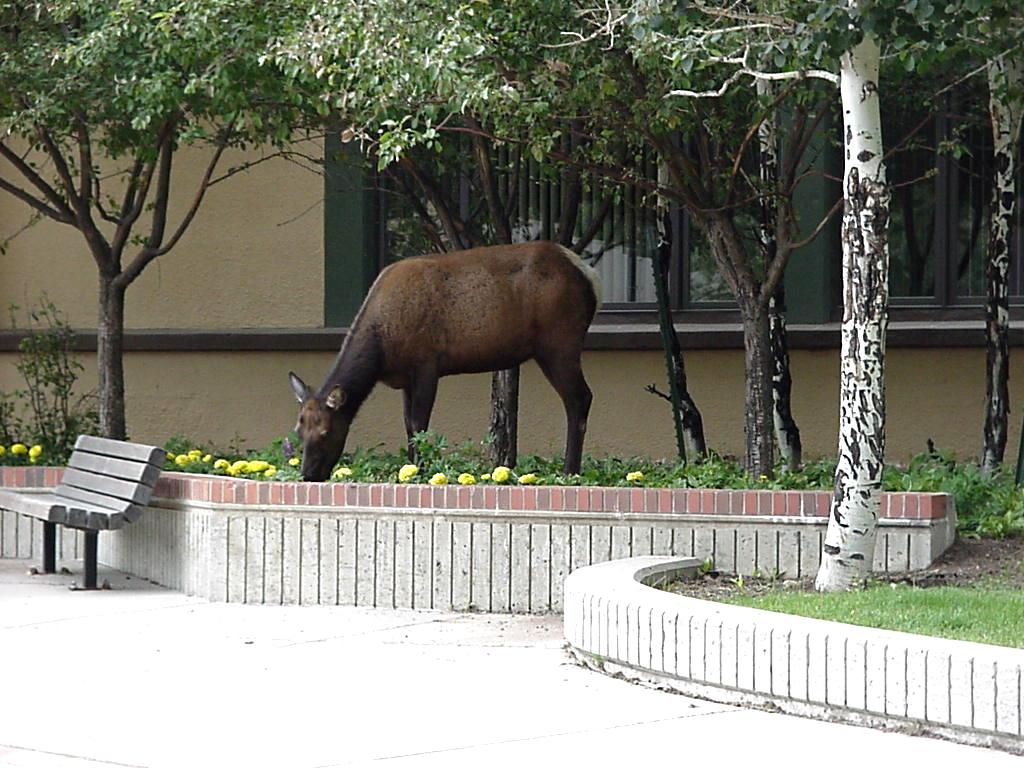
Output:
[726, 585, 1024, 649]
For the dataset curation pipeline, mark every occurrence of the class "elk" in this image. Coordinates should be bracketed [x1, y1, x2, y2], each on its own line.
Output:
[289, 241, 602, 481]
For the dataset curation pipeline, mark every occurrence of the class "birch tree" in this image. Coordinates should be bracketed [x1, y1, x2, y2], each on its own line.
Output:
[982, 53, 1024, 473]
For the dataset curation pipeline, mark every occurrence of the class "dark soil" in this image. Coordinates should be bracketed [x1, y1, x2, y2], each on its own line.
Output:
[663, 535, 1024, 600]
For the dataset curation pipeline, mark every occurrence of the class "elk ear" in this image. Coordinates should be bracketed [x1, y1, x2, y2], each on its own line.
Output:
[325, 386, 346, 411]
[289, 371, 311, 404]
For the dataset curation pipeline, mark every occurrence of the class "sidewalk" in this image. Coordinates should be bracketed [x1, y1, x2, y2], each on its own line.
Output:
[0, 559, 1019, 767]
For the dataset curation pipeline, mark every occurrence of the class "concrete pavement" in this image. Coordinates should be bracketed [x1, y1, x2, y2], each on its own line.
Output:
[0, 560, 1019, 767]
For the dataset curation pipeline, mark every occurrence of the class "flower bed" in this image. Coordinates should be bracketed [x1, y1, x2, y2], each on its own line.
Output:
[1, 466, 955, 613]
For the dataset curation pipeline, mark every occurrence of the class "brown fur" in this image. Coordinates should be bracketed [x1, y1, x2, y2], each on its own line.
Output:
[290, 241, 599, 481]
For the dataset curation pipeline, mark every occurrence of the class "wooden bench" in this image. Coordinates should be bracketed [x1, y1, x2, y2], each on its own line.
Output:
[0, 435, 166, 589]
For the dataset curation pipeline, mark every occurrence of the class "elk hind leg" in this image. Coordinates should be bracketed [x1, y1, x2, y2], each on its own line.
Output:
[537, 353, 592, 475]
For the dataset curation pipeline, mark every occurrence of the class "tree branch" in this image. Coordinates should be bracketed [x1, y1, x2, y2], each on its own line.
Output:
[400, 155, 467, 250]
[0, 176, 72, 223]
[465, 115, 512, 244]
[0, 141, 75, 220]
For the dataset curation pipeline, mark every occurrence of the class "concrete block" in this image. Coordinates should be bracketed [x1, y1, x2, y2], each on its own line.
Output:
[281, 517, 301, 605]
[825, 634, 847, 707]
[736, 622, 755, 689]
[753, 624, 772, 694]
[789, 631, 810, 703]
[510, 524, 531, 613]
[632, 526, 653, 558]
[689, 614, 707, 682]
[972, 658, 998, 732]
[450, 521, 472, 610]
[776, 528, 800, 581]
[652, 527, 673, 556]
[885, 644, 908, 717]
[807, 630, 828, 705]
[549, 524, 570, 612]
[393, 519, 414, 609]
[374, 518, 395, 609]
[715, 528, 736, 574]
[469, 522, 490, 611]
[590, 525, 611, 564]
[798, 528, 821, 579]
[245, 516, 267, 604]
[719, 619, 738, 688]
[772, 629, 792, 698]
[906, 648, 927, 721]
[994, 662, 1022, 736]
[670, 526, 695, 558]
[300, 518, 320, 606]
[864, 640, 887, 714]
[925, 650, 951, 725]
[649, 607, 665, 673]
[704, 615, 723, 685]
[318, 517, 338, 606]
[693, 527, 714, 566]
[355, 519, 376, 607]
[530, 524, 552, 613]
[735, 528, 756, 576]
[610, 526, 631, 560]
[430, 520, 451, 611]
[491, 523, 512, 612]
[337, 518, 357, 606]
[411, 519, 432, 609]
[949, 655, 974, 728]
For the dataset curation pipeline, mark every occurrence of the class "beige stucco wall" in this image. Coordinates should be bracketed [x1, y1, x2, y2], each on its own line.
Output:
[0, 141, 324, 329]
[0, 347, 1007, 464]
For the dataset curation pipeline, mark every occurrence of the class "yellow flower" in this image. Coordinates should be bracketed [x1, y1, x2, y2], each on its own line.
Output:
[457, 473, 476, 485]
[264, 468, 277, 478]
[29, 445, 43, 459]
[11, 444, 27, 456]
[626, 471, 644, 483]
[0, 446, 6, 457]
[230, 460, 250, 474]
[480, 473, 491, 481]
[398, 464, 419, 483]
[759, 474, 768, 482]
[188, 449, 203, 460]
[428, 472, 448, 485]
[491, 466, 511, 484]
[166, 452, 176, 461]
[174, 454, 190, 467]
[333, 466, 353, 479]
[518, 473, 537, 485]
[247, 460, 270, 473]
[213, 459, 230, 470]
[288, 457, 301, 467]
[202, 454, 213, 463]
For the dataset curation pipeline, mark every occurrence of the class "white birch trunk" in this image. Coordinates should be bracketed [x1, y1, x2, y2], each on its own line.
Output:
[757, 79, 802, 472]
[982, 56, 1024, 474]
[815, 32, 889, 592]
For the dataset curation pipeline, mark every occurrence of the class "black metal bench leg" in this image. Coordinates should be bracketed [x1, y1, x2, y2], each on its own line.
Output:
[42, 521, 57, 574]
[83, 530, 98, 590]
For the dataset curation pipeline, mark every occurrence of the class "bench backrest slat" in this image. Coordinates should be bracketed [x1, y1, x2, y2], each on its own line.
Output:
[73, 435, 166, 467]
[54, 484, 137, 513]
[59, 467, 153, 506]
[67, 452, 162, 488]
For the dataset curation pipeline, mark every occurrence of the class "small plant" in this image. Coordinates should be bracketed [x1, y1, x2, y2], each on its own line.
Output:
[698, 557, 715, 576]
[1, 299, 97, 462]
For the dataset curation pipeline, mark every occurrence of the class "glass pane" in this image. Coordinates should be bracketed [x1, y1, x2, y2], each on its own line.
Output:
[952, 106, 992, 299]
[886, 97, 937, 298]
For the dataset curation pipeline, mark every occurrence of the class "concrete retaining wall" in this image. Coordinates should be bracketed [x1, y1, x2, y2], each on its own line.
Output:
[1, 470, 956, 611]
[563, 556, 1024, 753]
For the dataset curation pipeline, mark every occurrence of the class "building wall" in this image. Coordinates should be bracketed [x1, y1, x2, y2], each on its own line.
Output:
[0, 143, 324, 330]
[0, 346, 1009, 464]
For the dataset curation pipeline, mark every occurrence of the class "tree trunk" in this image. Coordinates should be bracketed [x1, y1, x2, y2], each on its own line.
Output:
[982, 57, 1024, 474]
[652, 164, 706, 462]
[770, 286, 802, 470]
[97, 276, 128, 439]
[488, 368, 519, 468]
[741, 300, 774, 478]
[816, 32, 889, 592]
[757, 79, 802, 472]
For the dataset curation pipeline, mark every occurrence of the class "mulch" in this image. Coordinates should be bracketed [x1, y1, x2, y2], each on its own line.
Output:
[662, 535, 1024, 600]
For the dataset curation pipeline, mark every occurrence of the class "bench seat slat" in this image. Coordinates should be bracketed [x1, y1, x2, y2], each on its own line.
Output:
[0, 489, 64, 523]
[59, 468, 153, 505]
[74, 435, 166, 466]
[67, 452, 161, 487]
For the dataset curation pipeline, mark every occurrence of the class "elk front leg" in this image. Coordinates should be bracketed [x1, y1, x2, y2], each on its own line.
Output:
[402, 371, 439, 463]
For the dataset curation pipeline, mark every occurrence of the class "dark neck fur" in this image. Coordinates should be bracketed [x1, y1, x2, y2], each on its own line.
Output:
[318, 323, 382, 418]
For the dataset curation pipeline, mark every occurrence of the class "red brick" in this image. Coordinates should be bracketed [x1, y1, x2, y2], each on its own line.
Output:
[686, 491, 700, 514]
[745, 490, 759, 514]
[772, 493, 786, 517]
[243, 484, 256, 505]
[306, 484, 319, 506]
[296, 483, 308, 505]
[904, 493, 919, 519]
[394, 485, 407, 508]
[551, 487, 565, 511]
[536, 487, 551, 511]
[633, 489, 647, 513]
[368, 485, 380, 507]
[523, 488, 537, 511]
[700, 489, 715, 514]
[454, 486, 467, 508]
[817, 493, 831, 517]
[659, 489, 672, 514]
[919, 494, 944, 519]
[484, 486, 496, 509]
[588, 488, 602, 512]
[575, 488, 588, 512]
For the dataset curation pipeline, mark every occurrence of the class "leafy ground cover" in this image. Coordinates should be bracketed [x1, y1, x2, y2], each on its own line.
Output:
[662, 537, 1024, 649]
[159, 432, 1024, 539]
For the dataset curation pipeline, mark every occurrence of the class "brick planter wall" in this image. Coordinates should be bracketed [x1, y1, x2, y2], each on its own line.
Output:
[0, 468, 956, 611]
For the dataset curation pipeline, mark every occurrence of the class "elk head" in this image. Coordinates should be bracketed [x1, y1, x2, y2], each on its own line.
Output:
[289, 371, 350, 482]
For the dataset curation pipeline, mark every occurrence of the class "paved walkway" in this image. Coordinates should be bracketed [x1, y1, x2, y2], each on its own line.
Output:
[0, 559, 1019, 767]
